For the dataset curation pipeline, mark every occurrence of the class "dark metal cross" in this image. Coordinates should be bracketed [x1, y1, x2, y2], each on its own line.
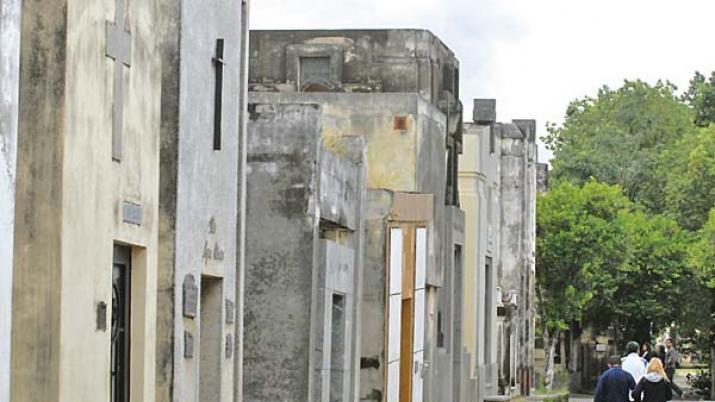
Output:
[212, 39, 225, 150]
[106, 0, 132, 161]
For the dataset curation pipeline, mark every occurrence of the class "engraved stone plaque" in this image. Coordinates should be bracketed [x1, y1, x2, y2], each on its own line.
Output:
[96, 301, 107, 331]
[225, 333, 233, 359]
[184, 331, 194, 358]
[225, 299, 234, 324]
[122, 201, 143, 226]
[183, 274, 198, 318]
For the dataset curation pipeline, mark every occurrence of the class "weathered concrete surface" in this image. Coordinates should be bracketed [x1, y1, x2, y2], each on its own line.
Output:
[243, 103, 366, 402]
[0, 1, 21, 401]
[249, 29, 464, 206]
[246, 92, 462, 402]
[536, 163, 549, 192]
[498, 120, 538, 396]
[249, 92, 448, 286]
[459, 113, 502, 401]
[249, 30, 459, 106]
[156, 0, 245, 400]
[431, 205, 465, 402]
[248, 29, 465, 401]
[359, 189, 393, 402]
[11, 0, 162, 400]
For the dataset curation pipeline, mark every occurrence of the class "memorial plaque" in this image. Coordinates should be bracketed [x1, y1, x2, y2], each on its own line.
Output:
[122, 201, 143, 226]
[225, 333, 233, 359]
[184, 331, 194, 358]
[183, 274, 198, 318]
[96, 301, 107, 331]
[209, 217, 217, 234]
[225, 299, 234, 324]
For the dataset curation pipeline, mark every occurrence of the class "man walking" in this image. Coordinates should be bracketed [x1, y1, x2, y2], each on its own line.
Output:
[595, 355, 637, 402]
[622, 341, 647, 384]
[664, 338, 683, 397]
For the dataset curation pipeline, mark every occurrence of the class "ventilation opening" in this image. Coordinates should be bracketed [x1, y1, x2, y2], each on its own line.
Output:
[393, 116, 408, 131]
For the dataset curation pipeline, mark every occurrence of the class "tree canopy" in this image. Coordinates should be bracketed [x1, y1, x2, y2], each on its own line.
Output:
[544, 80, 696, 212]
[683, 71, 715, 127]
[536, 181, 691, 343]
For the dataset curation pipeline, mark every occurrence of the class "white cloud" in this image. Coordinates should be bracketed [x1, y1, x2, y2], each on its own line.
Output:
[251, 0, 715, 162]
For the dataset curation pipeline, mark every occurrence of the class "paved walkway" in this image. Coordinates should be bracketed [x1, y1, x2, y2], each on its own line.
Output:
[569, 394, 712, 402]
[570, 370, 712, 402]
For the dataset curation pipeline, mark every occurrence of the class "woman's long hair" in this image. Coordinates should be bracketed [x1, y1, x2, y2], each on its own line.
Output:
[647, 357, 669, 381]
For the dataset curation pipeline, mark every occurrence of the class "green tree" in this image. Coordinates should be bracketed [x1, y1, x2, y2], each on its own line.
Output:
[690, 209, 715, 288]
[585, 212, 691, 343]
[683, 71, 715, 127]
[545, 80, 696, 212]
[536, 180, 631, 389]
[688, 209, 715, 400]
[662, 125, 715, 231]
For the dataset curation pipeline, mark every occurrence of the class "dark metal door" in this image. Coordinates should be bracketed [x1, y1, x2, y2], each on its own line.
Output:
[111, 245, 131, 402]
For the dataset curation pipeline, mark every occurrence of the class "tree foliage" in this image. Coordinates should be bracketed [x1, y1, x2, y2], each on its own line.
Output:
[683, 71, 715, 127]
[662, 126, 715, 231]
[536, 181, 631, 333]
[537, 181, 692, 343]
[544, 80, 696, 212]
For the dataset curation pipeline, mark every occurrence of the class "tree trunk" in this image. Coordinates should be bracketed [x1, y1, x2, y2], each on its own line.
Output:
[544, 328, 560, 391]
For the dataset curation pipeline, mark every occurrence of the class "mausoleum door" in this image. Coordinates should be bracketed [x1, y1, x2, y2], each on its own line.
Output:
[386, 224, 428, 402]
[111, 245, 131, 402]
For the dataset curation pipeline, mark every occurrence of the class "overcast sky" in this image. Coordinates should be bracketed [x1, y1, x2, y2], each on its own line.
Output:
[251, 0, 715, 162]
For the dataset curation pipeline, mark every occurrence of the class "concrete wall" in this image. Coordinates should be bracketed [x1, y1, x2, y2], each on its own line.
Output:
[497, 120, 537, 396]
[459, 118, 501, 401]
[0, 1, 21, 401]
[244, 103, 366, 402]
[248, 29, 464, 206]
[248, 29, 459, 107]
[431, 205, 465, 402]
[156, 0, 244, 400]
[246, 90, 461, 402]
[359, 190, 393, 401]
[244, 103, 322, 401]
[249, 92, 448, 286]
[11, 0, 162, 400]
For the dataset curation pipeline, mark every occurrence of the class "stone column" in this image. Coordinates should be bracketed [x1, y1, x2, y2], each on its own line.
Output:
[0, 1, 21, 401]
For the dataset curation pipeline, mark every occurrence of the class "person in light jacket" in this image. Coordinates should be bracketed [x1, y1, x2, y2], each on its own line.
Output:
[622, 341, 647, 384]
[632, 357, 672, 402]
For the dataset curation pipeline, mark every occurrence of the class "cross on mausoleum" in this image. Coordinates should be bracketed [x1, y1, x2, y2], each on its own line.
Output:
[213, 38, 225, 151]
[106, 0, 132, 161]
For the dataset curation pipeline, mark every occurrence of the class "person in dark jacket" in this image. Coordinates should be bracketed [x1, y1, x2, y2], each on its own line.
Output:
[595, 355, 637, 402]
[632, 357, 672, 402]
[656, 344, 667, 362]
[641, 342, 655, 362]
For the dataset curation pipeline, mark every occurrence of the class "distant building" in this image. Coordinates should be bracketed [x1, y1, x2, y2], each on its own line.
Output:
[245, 29, 465, 402]
[459, 99, 501, 401]
[459, 99, 539, 400]
[498, 119, 538, 396]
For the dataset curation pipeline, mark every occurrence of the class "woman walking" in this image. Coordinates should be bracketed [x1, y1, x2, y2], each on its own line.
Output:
[631, 358, 672, 402]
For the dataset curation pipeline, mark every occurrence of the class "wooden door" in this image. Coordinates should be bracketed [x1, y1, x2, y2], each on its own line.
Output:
[387, 225, 428, 402]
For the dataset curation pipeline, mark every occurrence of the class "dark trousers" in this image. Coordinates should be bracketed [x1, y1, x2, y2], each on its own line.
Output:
[665, 367, 683, 396]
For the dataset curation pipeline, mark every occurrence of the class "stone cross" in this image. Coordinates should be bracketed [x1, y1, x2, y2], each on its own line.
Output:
[212, 39, 225, 150]
[106, 0, 132, 161]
